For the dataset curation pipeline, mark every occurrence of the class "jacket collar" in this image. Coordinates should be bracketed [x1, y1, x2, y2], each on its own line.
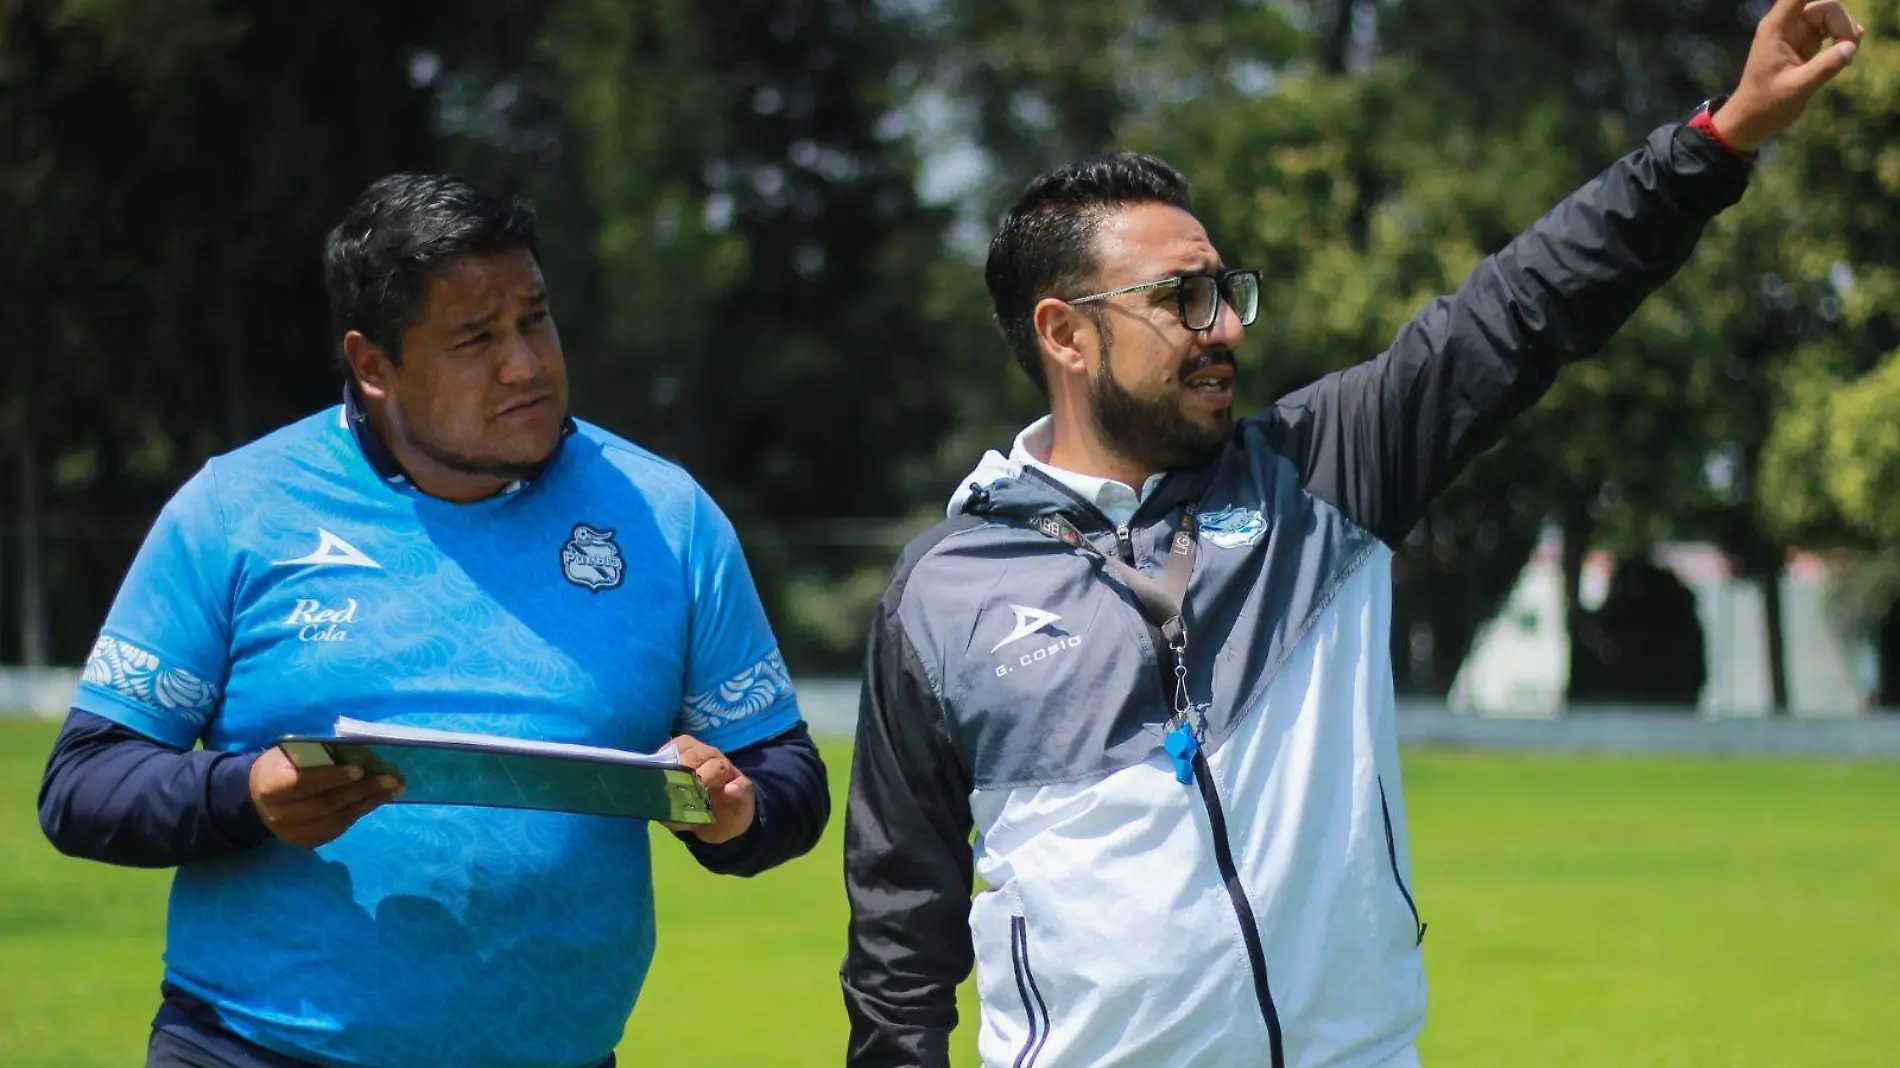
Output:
[955, 437, 1219, 530]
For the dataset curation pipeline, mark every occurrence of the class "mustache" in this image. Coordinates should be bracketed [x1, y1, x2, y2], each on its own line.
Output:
[1182, 347, 1237, 376]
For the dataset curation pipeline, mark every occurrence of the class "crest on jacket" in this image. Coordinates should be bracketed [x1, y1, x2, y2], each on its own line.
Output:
[561, 523, 625, 590]
[1199, 505, 1268, 549]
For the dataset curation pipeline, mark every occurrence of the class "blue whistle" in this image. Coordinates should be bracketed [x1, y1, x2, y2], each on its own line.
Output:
[1164, 723, 1199, 785]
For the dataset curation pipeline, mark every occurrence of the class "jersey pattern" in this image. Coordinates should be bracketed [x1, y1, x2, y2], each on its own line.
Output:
[73, 407, 800, 1068]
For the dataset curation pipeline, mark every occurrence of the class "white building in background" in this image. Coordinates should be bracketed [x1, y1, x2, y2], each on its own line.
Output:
[1449, 532, 1876, 719]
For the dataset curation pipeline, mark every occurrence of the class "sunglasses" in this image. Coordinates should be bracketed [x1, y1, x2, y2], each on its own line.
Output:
[1064, 269, 1261, 331]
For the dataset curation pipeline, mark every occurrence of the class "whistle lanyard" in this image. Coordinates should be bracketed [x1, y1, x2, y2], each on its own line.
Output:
[1028, 507, 1204, 783]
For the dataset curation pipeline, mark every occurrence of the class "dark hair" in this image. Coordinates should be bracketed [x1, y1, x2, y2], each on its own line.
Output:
[984, 150, 1193, 395]
[322, 173, 540, 364]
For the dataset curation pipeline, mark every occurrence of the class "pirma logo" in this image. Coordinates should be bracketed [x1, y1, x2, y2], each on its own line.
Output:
[990, 604, 1064, 653]
[990, 603, 1084, 678]
[274, 529, 381, 569]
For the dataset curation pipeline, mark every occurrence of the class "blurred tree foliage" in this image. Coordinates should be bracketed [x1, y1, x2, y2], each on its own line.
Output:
[2, 0, 498, 662]
[1751, 0, 1900, 701]
[2, 0, 1893, 707]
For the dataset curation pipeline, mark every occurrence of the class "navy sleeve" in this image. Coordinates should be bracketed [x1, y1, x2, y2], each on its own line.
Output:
[676, 721, 830, 877]
[38, 709, 270, 868]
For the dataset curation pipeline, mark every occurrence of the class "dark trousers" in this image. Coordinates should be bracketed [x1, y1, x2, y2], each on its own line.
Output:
[146, 1030, 267, 1068]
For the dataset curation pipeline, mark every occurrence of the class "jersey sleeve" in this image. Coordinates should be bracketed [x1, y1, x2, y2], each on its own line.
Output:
[72, 465, 235, 749]
[673, 485, 802, 752]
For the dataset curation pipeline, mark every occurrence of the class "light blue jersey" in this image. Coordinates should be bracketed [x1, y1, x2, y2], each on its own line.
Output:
[73, 404, 802, 1068]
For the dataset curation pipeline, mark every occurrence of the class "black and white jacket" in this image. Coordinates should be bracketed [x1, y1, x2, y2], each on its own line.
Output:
[842, 121, 1752, 1068]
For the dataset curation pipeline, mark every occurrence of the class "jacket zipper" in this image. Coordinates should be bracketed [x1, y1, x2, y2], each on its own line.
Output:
[1378, 776, 1428, 945]
[1189, 734, 1286, 1066]
[1121, 528, 1285, 1066]
[1028, 473, 1281, 1059]
[1009, 915, 1052, 1068]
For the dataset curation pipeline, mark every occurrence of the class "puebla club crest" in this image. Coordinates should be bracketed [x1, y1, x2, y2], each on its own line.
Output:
[561, 523, 625, 591]
[1198, 505, 1269, 549]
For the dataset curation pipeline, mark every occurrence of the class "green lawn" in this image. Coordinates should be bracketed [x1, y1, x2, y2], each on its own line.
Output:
[3, 718, 1897, 1066]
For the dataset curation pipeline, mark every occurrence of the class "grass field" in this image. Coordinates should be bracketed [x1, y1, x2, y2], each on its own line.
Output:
[3, 718, 1898, 1067]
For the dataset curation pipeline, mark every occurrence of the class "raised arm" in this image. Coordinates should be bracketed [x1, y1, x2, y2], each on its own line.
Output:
[1257, 118, 1751, 546]
[1257, 0, 1863, 546]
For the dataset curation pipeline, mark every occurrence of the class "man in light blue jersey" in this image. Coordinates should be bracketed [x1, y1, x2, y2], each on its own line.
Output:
[38, 172, 830, 1068]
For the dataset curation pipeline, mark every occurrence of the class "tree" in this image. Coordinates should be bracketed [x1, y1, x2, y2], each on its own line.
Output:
[0, 0, 553, 663]
[1127, 1, 1854, 707]
[547, 0, 962, 670]
[1748, 0, 1900, 707]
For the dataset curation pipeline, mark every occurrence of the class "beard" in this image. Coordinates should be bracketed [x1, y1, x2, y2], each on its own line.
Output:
[395, 394, 567, 483]
[405, 433, 548, 482]
[1085, 334, 1232, 475]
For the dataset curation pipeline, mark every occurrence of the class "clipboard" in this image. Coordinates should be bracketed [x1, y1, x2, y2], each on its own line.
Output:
[278, 718, 713, 824]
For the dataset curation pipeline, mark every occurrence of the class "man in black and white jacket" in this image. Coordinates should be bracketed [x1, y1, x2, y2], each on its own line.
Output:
[841, 4, 1864, 1066]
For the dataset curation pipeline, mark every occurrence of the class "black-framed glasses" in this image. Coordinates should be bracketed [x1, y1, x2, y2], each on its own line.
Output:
[1064, 269, 1261, 332]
